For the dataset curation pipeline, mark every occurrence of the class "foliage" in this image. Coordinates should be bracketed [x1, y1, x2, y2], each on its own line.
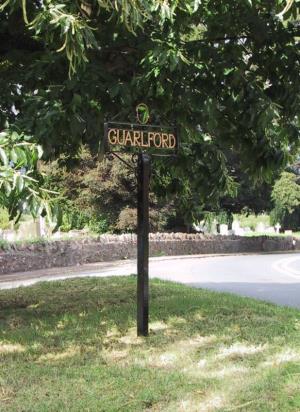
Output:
[0, 207, 10, 229]
[43, 148, 137, 231]
[1, 1, 300, 223]
[233, 213, 270, 230]
[87, 214, 109, 234]
[60, 203, 87, 232]
[0, 128, 60, 226]
[44, 147, 172, 232]
[60, 206, 108, 234]
[197, 210, 232, 232]
[115, 207, 137, 232]
[270, 171, 300, 230]
[116, 207, 167, 232]
[219, 151, 276, 215]
[272, 172, 300, 213]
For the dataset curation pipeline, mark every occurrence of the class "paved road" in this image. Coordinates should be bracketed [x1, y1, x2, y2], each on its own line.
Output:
[1, 253, 300, 308]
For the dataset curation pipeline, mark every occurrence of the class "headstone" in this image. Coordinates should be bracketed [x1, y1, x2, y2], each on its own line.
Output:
[275, 223, 281, 234]
[232, 220, 240, 233]
[3, 230, 16, 242]
[255, 222, 265, 233]
[285, 230, 293, 235]
[220, 224, 228, 236]
[232, 220, 245, 236]
[211, 219, 218, 235]
[236, 227, 245, 236]
[38, 216, 47, 237]
[52, 230, 62, 239]
[17, 220, 39, 240]
[69, 230, 82, 238]
[265, 227, 275, 234]
[193, 223, 202, 232]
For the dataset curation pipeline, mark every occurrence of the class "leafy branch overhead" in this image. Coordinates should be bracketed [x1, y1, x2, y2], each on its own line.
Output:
[1, 0, 298, 74]
[1, 0, 193, 76]
[0, 0, 299, 222]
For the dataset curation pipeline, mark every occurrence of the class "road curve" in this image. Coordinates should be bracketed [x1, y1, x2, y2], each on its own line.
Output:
[1, 253, 300, 308]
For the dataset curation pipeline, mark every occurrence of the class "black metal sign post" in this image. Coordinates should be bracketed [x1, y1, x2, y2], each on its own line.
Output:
[137, 153, 151, 336]
[104, 108, 178, 337]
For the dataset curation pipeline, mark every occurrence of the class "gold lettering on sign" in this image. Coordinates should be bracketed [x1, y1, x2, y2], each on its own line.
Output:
[108, 129, 117, 145]
[125, 130, 133, 146]
[148, 132, 154, 147]
[133, 131, 141, 146]
[161, 133, 169, 148]
[169, 134, 176, 149]
[118, 129, 124, 145]
[141, 131, 149, 147]
[107, 128, 177, 150]
[154, 133, 161, 148]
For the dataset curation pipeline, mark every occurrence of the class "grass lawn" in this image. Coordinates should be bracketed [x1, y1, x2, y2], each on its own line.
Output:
[1, 277, 300, 411]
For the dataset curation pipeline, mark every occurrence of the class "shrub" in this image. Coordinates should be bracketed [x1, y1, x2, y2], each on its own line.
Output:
[60, 202, 109, 234]
[116, 207, 167, 233]
[87, 215, 109, 234]
[116, 208, 137, 232]
[43, 148, 137, 232]
[60, 204, 89, 232]
[233, 213, 270, 230]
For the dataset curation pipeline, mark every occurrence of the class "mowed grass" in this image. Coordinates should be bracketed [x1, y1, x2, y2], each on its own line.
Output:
[1, 277, 300, 412]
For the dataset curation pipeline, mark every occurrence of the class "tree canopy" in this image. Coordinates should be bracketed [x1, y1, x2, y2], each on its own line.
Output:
[0, 0, 299, 223]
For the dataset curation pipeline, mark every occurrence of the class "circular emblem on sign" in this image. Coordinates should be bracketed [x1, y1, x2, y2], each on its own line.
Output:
[136, 103, 150, 125]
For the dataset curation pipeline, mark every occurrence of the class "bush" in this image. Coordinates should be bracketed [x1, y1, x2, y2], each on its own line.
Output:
[116, 208, 137, 232]
[60, 205, 89, 232]
[233, 213, 270, 230]
[87, 215, 109, 234]
[60, 203, 109, 234]
[43, 148, 137, 232]
[116, 207, 167, 233]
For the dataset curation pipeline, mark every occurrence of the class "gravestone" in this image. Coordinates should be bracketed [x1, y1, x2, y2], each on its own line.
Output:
[3, 230, 16, 241]
[255, 222, 265, 233]
[275, 223, 281, 234]
[232, 220, 240, 231]
[220, 224, 229, 236]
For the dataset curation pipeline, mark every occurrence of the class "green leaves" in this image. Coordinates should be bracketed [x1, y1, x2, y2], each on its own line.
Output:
[1, 0, 299, 225]
[272, 171, 300, 212]
[277, 0, 296, 19]
[0, 148, 8, 166]
[0, 128, 60, 228]
[32, 4, 97, 76]
[270, 170, 300, 229]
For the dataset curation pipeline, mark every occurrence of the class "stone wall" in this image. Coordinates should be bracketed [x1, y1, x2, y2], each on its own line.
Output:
[0, 233, 298, 275]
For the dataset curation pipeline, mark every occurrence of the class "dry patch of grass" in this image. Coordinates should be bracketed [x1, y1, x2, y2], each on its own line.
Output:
[0, 277, 300, 411]
[0, 342, 26, 354]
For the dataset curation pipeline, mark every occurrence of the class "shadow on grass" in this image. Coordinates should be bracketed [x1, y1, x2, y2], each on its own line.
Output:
[1, 277, 300, 411]
[0, 276, 299, 355]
